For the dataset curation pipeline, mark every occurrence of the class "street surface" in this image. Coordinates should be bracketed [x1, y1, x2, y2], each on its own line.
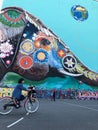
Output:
[0, 99, 98, 130]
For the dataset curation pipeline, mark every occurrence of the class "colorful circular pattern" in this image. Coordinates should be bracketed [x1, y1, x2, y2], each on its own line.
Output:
[62, 55, 77, 70]
[37, 52, 46, 61]
[71, 5, 88, 21]
[20, 39, 34, 54]
[19, 56, 33, 70]
[33, 49, 48, 63]
[57, 50, 66, 58]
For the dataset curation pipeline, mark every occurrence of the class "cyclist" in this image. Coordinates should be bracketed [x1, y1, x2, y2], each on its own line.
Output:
[4, 78, 37, 110]
[1, 81, 39, 114]
[12, 78, 27, 108]
[4, 78, 27, 109]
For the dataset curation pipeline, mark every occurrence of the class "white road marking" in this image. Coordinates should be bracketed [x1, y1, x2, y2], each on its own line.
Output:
[7, 112, 30, 128]
[7, 117, 24, 128]
[85, 105, 98, 107]
[65, 102, 98, 112]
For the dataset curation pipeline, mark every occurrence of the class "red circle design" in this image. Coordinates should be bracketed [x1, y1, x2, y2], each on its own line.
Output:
[19, 56, 33, 70]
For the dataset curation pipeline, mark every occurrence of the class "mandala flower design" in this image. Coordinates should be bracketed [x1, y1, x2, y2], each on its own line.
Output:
[19, 56, 33, 70]
[62, 55, 77, 70]
[33, 49, 48, 63]
[20, 39, 34, 54]
[64, 58, 75, 68]
[0, 40, 13, 58]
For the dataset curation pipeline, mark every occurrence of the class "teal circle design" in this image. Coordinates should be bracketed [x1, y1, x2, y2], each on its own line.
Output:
[71, 5, 88, 21]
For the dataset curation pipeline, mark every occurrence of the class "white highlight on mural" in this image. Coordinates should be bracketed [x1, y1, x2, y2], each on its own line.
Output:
[25, 13, 54, 37]
[0, 40, 13, 58]
[0, 41, 13, 53]
[58, 68, 83, 77]
[0, 0, 3, 11]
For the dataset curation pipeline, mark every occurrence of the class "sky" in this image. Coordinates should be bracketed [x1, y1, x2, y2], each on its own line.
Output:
[0, 0, 3, 10]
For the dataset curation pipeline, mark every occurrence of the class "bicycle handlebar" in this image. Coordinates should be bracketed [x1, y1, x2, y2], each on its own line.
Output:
[27, 87, 36, 98]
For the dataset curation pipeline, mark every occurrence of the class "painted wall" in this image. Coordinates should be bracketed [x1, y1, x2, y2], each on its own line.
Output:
[1, 0, 98, 90]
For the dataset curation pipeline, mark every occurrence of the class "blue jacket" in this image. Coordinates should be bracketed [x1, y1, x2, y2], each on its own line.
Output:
[12, 83, 27, 99]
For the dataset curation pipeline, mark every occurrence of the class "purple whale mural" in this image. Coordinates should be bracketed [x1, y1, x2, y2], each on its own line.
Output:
[0, 7, 98, 86]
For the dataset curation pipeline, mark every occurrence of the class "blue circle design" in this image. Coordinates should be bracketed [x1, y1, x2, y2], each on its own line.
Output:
[33, 49, 48, 63]
[71, 5, 88, 21]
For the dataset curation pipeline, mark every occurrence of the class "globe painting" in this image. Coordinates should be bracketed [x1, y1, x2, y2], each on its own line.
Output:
[71, 5, 88, 21]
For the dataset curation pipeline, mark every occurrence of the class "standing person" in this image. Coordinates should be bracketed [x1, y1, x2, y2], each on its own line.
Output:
[12, 78, 27, 108]
[52, 89, 56, 101]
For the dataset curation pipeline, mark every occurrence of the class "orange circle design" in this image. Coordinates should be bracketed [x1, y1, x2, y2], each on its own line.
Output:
[19, 56, 33, 70]
[58, 50, 66, 58]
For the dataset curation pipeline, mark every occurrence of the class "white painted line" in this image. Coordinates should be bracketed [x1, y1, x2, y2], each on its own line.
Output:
[85, 105, 98, 107]
[7, 117, 24, 128]
[65, 102, 98, 112]
[7, 112, 30, 128]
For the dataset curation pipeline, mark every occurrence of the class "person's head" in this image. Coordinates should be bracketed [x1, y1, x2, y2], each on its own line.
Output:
[18, 78, 24, 84]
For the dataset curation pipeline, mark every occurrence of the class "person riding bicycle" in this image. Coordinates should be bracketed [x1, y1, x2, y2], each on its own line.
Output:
[2, 82, 39, 114]
[3, 78, 37, 110]
[12, 78, 27, 108]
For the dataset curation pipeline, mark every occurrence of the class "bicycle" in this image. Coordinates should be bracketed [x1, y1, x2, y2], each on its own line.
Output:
[0, 87, 39, 115]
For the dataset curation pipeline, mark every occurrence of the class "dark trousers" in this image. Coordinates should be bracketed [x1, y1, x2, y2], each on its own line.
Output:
[18, 95, 25, 101]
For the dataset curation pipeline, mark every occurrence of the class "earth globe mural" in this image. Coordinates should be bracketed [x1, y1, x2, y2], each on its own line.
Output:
[71, 5, 88, 21]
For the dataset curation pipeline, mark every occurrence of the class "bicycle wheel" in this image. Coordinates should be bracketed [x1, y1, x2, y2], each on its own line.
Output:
[25, 98, 39, 113]
[0, 96, 13, 115]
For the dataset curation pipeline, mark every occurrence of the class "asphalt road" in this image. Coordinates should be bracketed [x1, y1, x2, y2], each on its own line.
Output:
[0, 99, 98, 130]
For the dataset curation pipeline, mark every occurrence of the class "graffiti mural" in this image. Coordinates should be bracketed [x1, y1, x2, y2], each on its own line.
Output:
[0, 7, 98, 86]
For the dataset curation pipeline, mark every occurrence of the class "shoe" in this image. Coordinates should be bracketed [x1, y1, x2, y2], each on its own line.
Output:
[15, 104, 22, 109]
[15, 104, 20, 109]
